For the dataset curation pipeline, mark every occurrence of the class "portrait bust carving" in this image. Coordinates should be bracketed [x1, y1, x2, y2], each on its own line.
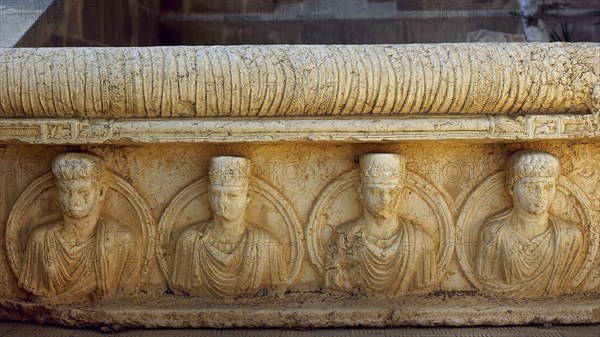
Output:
[18, 153, 141, 303]
[170, 156, 289, 299]
[324, 154, 436, 297]
[475, 150, 585, 296]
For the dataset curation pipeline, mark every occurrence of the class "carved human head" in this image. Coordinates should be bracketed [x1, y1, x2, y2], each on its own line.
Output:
[506, 150, 560, 215]
[209, 156, 251, 222]
[52, 153, 107, 220]
[359, 153, 405, 219]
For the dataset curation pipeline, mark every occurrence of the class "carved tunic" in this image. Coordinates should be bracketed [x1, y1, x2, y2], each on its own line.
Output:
[325, 217, 436, 296]
[171, 221, 288, 298]
[19, 219, 140, 303]
[476, 210, 584, 296]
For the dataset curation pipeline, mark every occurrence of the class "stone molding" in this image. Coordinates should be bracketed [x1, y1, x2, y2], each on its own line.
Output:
[0, 115, 597, 144]
[0, 44, 598, 118]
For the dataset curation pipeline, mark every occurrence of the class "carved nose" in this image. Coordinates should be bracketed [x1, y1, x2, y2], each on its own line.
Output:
[72, 196, 83, 207]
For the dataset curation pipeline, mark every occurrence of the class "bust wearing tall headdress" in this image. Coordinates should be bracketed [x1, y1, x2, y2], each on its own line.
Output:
[171, 156, 288, 299]
[18, 153, 140, 303]
[475, 150, 584, 296]
[325, 154, 436, 297]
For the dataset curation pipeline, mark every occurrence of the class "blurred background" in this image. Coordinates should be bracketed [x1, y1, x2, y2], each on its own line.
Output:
[2, 0, 599, 47]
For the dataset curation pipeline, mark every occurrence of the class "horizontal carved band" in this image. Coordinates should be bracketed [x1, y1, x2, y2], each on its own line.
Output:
[0, 295, 598, 328]
[0, 115, 597, 144]
[1, 44, 598, 118]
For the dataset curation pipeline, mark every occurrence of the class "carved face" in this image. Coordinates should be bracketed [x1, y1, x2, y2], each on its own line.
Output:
[361, 184, 402, 219]
[57, 179, 104, 220]
[210, 185, 249, 222]
[511, 177, 557, 215]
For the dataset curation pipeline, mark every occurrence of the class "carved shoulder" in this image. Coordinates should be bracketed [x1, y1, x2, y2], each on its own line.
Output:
[98, 218, 138, 246]
[479, 211, 512, 243]
[27, 224, 54, 245]
[336, 219, 364, 237]
[551, 215, 583, 242]
[411, 222, 435, 247]
[250, 225, 279, 244]
[177, 222, 209, 244]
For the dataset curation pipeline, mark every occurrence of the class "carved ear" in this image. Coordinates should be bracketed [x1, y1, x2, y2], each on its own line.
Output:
[357, 184, 363, 201]
[99, 182, 109, 201]
[506, 181, 514, 197]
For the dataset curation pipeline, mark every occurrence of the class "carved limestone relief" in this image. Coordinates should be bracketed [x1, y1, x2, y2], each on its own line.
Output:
[307, 153, 454, 297]
[457, 150, 598, 297]
[158, 156, 303, 299]
[0, 44, 598, 118]
[5, 153, 155, 304]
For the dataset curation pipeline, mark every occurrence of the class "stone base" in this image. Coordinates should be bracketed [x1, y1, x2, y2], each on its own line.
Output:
[1, 293, 598, 329]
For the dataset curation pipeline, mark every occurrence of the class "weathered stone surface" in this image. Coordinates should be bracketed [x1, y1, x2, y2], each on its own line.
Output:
[0, 293, 598, 328]
[0, 115, 597, 145]
[0, 44, 598, 118]
[0, 44, 598, 328]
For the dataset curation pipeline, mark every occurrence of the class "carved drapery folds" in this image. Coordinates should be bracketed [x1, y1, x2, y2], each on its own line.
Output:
[309, 153, 453, 297]
[157, 156, 303, 299]
[7, 150, 595, 304]
[0, 44, 598, 327]
[457, 150, 597, 298]
[6, 153, 155, 304]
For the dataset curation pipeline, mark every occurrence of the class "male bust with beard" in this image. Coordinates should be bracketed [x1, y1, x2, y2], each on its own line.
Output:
[476, 150, 584, 296]
[19, 153, 140, 303]
[325, 154, 436, 297]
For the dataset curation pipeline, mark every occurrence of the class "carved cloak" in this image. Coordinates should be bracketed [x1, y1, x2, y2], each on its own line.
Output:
[475, 209, 584, 296]
[18, 218, 140, 303]
[325, 217, 436, 296]
[170, 221, 288, 298]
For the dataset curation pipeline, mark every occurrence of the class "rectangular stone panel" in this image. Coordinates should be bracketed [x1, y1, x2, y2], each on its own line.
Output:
[0, 140, 598, 327]
[0, 44, 598, 329]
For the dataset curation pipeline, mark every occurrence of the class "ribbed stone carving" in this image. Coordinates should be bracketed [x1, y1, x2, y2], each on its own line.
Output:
[0, 44, 598, 118]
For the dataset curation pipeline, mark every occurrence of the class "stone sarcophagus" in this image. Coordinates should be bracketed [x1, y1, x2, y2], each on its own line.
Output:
[0, 43, 598, 328]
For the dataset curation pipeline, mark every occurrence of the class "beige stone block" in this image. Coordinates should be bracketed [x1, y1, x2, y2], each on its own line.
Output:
[0, 44, 598, 328]
[0, 44, 598, 118]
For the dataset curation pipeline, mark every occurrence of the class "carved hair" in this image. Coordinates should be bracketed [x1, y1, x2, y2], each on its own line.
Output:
[52, 153, 105, 182]
[506, 150, 560, 189]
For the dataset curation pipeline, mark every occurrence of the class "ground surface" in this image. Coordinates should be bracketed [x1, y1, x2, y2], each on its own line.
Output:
[0, 322, 598, 337]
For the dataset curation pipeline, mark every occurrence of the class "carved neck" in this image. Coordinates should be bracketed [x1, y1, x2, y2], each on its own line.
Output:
[213, 218, 246, 242]
[512, 208, 550, 240]
[363, 212, 400, 240]
[60, 212, 100, 243]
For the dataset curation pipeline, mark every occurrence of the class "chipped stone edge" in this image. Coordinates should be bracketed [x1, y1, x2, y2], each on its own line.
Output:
[0, 297, 598, 328]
